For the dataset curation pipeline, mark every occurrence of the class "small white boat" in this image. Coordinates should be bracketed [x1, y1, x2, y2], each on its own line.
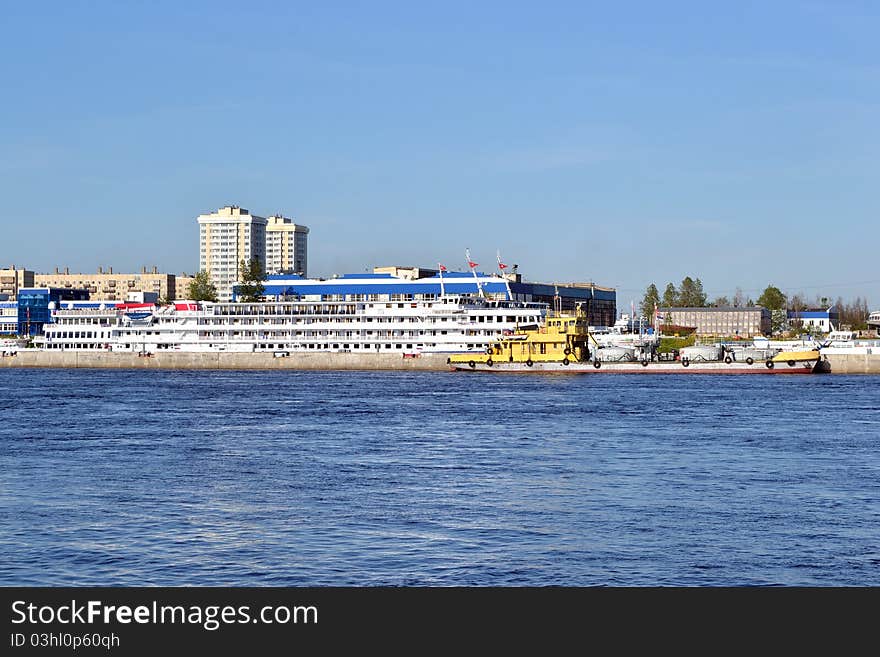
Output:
[0, 338, 26, 355]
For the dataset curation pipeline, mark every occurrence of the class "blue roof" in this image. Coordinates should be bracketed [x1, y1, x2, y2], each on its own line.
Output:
[509, 281, 616, 301]
[789, 310, 835, 318]
[262, 281, 511, 297]
[242, 272, 616, 303]
[427, 270, 478, 278]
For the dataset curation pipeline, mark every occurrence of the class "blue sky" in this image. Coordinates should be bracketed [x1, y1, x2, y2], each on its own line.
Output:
[2, 1, 877, 306]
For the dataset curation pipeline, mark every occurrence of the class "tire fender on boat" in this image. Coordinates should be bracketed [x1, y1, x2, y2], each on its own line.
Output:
[682, 358, 690, 367]
[563, 347, 571, 355]
[724, 356, 733, 364]
[562, 358, 570, 366]
[593, 360, 601, 369]
[486, 358, 493, 367]
[641, 359, 649, 367]
[766, 360, 774, 369]
[468, 360, 476, 369]
[746, 357, 754, 365]
[526, 359, 533, 367]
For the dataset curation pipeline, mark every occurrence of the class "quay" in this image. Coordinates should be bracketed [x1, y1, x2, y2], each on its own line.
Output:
[0, 350, 451, 371]
[1, 350, 879, 373]
[822, 352, 880, 374]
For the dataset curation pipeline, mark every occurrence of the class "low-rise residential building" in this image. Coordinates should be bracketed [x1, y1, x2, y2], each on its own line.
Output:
[658, 306, 771, 338]
[35, 267, 176, 302]
[0, 265, 35, 299]
[174, 274, 196, 300]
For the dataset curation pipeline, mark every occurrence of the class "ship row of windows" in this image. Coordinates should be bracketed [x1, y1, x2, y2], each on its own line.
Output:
[42, 342, 484, 351]
[196, 315, 532, 325]
[44, 326, 519, 340]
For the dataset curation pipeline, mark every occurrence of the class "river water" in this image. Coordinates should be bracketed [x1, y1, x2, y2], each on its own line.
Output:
[1, 369, 878, 585]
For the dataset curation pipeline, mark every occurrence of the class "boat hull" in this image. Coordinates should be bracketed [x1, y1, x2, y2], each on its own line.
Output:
[450, 359, 827, 374]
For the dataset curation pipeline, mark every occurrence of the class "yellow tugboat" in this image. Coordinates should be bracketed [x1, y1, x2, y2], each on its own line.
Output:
[449, 305, 596, 369]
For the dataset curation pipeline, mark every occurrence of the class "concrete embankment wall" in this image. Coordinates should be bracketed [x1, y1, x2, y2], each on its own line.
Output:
[2, 351, 879, 373]
[0, 351, 452, 371]
[823, 353, 880, 375]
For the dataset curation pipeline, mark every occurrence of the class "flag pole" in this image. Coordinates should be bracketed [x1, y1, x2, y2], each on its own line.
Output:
[438, 263, 446, 297]
[496, 250, 512, 300]
[465, 249, 484, 298]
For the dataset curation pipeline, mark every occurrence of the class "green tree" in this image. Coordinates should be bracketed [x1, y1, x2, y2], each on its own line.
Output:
[695, 278, 707, 306]
[711, 296, 730, 307]
[237, 257, 266, 302]
[187, 271, 218, 302]
[661, 282, 678, 308]
[770, 309, 788, 335]
[640, 283, 660, 320]
[678, 276, 707, 306]
[757, 285, 786, 310]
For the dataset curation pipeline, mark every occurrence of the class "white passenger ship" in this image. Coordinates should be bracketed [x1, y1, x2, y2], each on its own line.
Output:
[38, 296, 547, 354]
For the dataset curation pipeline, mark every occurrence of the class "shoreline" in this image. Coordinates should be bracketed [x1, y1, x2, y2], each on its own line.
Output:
[1, 351, 880, 373]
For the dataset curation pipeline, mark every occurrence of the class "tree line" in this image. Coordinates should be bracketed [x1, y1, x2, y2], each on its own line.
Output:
[639, 276, 711, 318]
[640, 279, 871, 330]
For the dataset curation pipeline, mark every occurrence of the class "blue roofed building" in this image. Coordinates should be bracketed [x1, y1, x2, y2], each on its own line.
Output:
[787, 307, 839, 333]
[238, 266, 617, 326]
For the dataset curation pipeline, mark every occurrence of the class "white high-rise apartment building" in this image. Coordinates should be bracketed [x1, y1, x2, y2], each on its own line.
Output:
[265, 214, 309, 276]
[197, 206, 267, 301]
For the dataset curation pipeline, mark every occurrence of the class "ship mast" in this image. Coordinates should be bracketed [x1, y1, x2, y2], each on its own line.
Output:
[466, 249, 485, 299]
[497, 250, 512, 300]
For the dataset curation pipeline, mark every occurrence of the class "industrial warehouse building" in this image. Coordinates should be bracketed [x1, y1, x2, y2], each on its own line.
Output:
[658, 306, 771, 338]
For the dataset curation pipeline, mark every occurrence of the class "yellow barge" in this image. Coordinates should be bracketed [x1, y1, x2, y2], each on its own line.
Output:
[448, 306, 826, 374]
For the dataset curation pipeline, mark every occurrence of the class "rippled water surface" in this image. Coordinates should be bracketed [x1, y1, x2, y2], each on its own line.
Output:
[1, 369, 878, 585]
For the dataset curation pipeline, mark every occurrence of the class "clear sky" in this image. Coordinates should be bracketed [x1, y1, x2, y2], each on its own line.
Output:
[2, 1, 877, 307]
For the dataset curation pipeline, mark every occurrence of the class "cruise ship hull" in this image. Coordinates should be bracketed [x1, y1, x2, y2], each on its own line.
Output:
[38, 296, 549, 355]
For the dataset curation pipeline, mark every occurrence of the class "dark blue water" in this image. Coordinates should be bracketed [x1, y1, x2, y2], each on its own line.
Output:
[1, 369, 878, 586]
